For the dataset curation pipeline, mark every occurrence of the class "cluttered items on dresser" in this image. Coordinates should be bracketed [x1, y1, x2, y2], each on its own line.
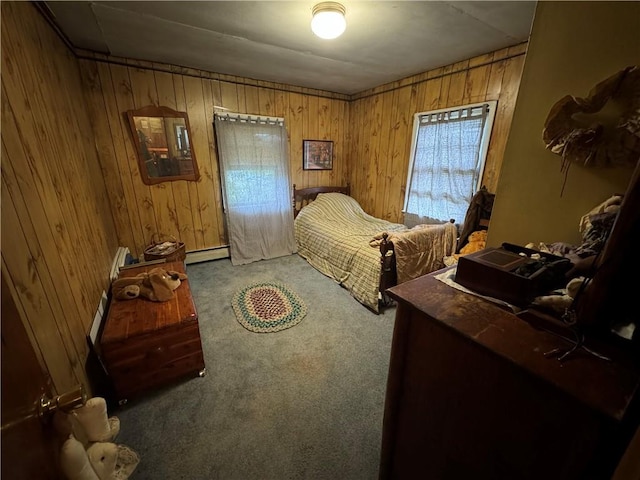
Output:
[455, 243, 572, 307]
[457, 193, 625, 311]
[455, 190, 640, 356]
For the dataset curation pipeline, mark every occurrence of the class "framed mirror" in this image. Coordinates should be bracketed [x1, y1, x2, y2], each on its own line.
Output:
[126, 105, 200, 185]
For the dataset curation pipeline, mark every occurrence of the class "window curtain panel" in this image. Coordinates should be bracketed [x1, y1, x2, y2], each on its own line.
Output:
[405, 106, 489, 226]
[214, 114, 296, 265]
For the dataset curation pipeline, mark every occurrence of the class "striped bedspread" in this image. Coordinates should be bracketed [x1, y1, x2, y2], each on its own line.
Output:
[294, 192, 457, 312]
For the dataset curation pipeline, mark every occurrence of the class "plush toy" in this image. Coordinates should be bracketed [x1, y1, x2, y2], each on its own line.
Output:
[445, 230, 488, 265]
[112, 267, 187, 302]
[532, 276, 587, 315]
[459, 229, 487, 255]
[57, 397, 139, 480]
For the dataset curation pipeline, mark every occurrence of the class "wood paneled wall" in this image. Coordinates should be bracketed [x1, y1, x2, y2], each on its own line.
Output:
[0, 2, 526, 397]
[82, 43, 524, 257]
[1, 2, 119, 393]
[79, 55, 350, 258]
[349, 44, 527, 222]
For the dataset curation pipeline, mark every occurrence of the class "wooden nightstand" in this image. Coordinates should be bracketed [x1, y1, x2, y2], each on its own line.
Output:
[100, 261, 205, 404]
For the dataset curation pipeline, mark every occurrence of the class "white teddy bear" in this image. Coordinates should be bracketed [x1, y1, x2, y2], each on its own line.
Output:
[57, 397, 139, 480]
[532, 276, 586, 316]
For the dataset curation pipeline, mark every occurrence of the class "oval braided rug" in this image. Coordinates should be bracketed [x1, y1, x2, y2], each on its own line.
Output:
[231, 282, 307, 333]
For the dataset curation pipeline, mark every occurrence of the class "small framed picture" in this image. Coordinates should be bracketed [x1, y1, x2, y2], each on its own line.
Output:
[303, 140, 333, 170]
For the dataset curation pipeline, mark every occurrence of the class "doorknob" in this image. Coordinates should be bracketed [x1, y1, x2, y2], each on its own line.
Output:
[38, 385, 87, 422]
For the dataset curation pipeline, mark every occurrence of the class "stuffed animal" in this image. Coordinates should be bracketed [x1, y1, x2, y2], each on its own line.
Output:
[459, 229, 487, 255]
[532, 276, 587, 315]
[112, 267, 187, 302]
[57, 397, 139, 480]
[446, 230, 487, 264]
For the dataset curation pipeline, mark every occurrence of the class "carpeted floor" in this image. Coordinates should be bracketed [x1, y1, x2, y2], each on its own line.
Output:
[113, 253, 397, 479]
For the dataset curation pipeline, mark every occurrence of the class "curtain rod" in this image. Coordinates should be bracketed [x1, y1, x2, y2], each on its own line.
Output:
[214, 112, 285, 124]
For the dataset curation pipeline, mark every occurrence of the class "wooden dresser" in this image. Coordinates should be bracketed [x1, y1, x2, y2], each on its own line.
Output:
[380, 270, 640, 480]
[100, 261, 205, 403]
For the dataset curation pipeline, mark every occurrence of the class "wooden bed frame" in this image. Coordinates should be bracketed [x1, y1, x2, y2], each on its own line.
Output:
[292, 184, 351, 217]
[292, 184, 397, 307]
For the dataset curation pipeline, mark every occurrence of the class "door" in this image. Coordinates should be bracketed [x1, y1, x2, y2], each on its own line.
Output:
[1, 271, 61, 479]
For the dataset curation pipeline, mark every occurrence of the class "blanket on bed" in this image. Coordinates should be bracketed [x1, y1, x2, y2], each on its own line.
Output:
[294, 192, 457, 311]
[294, 193, 405, 311]
[375, 223, 458, 284]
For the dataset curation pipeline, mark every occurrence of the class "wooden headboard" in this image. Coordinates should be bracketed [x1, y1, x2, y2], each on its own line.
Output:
[293, 184, 351, 217]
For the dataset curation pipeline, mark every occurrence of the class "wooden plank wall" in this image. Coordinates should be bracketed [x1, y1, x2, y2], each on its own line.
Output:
[0, 2, 526, 397]
[1, 2, 119, 393]
[78, 55, 351, 258]
[349, 44, 527, 222]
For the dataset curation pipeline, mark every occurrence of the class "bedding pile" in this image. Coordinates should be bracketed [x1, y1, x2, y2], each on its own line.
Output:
[294, 192, 457, 311]
[376, 223, 458, 284]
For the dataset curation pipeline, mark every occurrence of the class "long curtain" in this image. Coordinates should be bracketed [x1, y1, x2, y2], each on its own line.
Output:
[404, 104, 490, 226]
[214, 114, 296, 265]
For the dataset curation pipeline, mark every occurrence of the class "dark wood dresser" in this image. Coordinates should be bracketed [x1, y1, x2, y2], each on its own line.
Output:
[100, 261, 205, 403]
[380, 270, 640, 480]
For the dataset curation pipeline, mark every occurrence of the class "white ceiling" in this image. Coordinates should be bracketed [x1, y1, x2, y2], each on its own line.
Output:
[44, 1, 537, 95]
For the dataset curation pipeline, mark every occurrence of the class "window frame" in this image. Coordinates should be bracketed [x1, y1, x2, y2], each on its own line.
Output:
[402, 100, 498, 223]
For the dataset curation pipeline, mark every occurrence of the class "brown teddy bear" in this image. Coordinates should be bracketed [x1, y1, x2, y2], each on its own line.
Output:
[444, 230, 488, 266]
[111, 267, 187, 302]
[459, 229, 487, 256]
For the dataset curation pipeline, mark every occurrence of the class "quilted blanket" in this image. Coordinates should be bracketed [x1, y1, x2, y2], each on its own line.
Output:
[377, 223, 458, 284]
[294, 192, 457, 311]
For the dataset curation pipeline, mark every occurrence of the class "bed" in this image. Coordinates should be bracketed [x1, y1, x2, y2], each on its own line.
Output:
[293, 185, 458, 312]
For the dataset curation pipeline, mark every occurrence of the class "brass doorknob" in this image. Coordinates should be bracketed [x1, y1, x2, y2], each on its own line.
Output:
[38, 385, 87, 422]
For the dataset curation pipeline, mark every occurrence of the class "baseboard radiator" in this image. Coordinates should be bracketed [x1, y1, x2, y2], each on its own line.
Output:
[185, 246, 230, 264]
[109, 245, 230, 278]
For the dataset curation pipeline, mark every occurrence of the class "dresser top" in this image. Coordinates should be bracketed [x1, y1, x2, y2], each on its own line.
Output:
[387, 271, 640, 422]
[101, 261, 197, 344]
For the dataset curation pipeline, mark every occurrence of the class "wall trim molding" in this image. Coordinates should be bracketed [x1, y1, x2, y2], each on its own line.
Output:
[350, 43, 528, 101]
[31, 1, 526, 104]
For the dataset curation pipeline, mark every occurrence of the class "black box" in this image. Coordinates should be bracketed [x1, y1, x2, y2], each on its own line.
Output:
[455, 243, 571, 307]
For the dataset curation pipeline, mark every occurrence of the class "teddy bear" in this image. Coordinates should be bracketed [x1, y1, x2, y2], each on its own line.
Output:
[444, 229, 488, 266]
[56, 396, 139, 480]
[532, 276, 587, 315]
[459, 229, 487, 256]
[111, 267, 187, 302]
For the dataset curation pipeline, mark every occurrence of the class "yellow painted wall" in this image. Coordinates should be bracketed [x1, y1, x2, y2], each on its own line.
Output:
[488, 1, 640, 248]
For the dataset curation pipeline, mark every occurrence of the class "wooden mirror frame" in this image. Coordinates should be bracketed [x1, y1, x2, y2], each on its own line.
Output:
[126, 105, 200, 185]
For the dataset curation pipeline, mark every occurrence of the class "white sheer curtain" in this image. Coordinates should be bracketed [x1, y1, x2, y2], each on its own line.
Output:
[214, 114, 296, 265]
[404, 103, 494, 226]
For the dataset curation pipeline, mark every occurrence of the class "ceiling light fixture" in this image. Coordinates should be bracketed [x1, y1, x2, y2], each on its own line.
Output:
[311, 2, 346, 40]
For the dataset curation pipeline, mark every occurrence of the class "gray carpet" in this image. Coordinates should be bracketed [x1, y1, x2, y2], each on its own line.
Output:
[114, 253, 397, 479]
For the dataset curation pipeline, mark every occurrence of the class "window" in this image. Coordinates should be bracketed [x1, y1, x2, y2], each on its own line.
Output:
[224, 167, 279, 208]
[214, 114, 296, 265]
[403, 101, 497, 226]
